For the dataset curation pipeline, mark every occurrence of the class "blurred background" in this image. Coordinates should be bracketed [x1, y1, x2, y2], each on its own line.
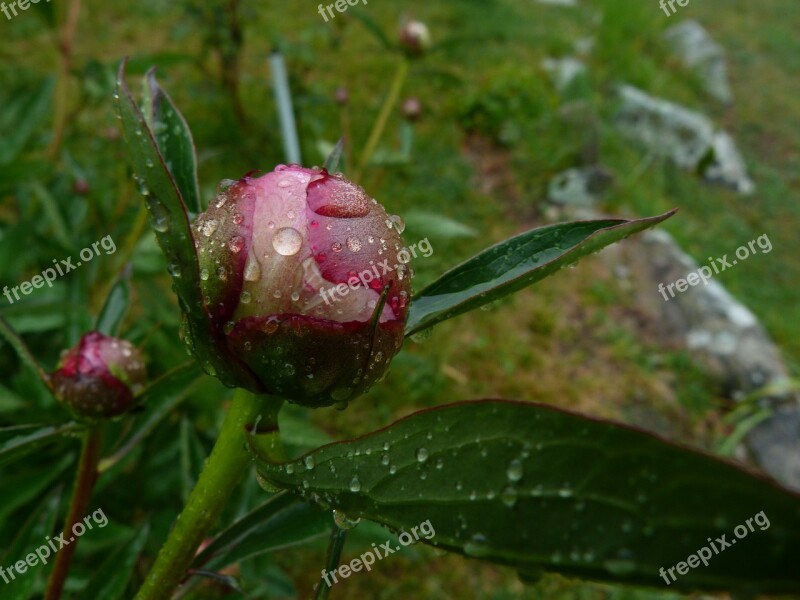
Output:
[1, 0, 799, 597]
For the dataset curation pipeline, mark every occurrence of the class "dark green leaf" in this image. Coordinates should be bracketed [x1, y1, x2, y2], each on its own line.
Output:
[257, 399, 800, 593]
[146, 68, 202, 214]
[115, 60, 219, 379]
[1, 490, 61, 600]
[193, 492, 331, 571]
[0, 77, 54, 165]
[98, 362, 201, 473]
[405, 211, 676, 336]
[0, 316, 51, 389]
[0, 423, 82, 468]
[79, 524, 149, 600]
[95, 271, 131, 335]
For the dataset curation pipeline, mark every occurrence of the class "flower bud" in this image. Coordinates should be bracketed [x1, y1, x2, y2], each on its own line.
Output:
[402, 97, 422, 121]
[399, 20, 432, 56]
[51, 332, 146, 419]
[192, 165, 411, 407]
[334, 87, 349, 106]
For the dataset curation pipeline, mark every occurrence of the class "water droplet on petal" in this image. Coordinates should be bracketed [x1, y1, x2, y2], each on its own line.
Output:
[346, 236, 362, 252]
[273, 227, 303, 256]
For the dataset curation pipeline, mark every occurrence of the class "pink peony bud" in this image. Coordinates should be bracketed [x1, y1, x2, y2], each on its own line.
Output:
[193, 165, 412, 407]
[402, 97, 422, 121]
[399, 20, 432, 56]
[51, 332, 147, 419]
[334, 87, 349, 106]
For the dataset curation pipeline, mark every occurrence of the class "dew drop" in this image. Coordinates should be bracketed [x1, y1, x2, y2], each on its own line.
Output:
[200, 268, 210, 281]
[346, 236, 362, 252]
[506, 459, 523, 482]
[228, 236, 245, 253]
[304, 455, 315, 470]
[415, 448, 429, 463]
[333, 509, 361, 530]
[244, 260, 261, 282]
[273, 227, 303, 256]
[501, 486, 518, 508]
[349, 476, 361, 492]
[202, 219, 219, 237]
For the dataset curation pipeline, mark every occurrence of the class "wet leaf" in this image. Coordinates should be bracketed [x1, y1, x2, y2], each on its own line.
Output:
[257, 399, 800, 593]
[406, 211, 676, 336]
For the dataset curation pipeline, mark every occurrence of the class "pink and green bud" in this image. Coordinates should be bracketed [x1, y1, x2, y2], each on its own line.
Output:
[51, 332, 146, 419]
[192, 165, 412, 407]
[399, 20, 432, 56]
[402, 97, 422, 121]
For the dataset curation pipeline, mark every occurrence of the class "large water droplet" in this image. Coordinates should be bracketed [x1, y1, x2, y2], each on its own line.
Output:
[273, 227, 303, 256]
[346, 236, 362, 252]
[244, 260, 261, 282]
[304, 455, 315, 470]
[415, 448, 429, 463]
[229, 236, 245, 253]
[501, 486, 518, 508]
[202, 219, 219, 237]
[333, 509, 361, 530]
[349, 476, 361, 492]
[506, 459, 523, 482]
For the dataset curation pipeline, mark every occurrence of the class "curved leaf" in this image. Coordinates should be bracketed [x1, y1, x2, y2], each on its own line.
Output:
[256, 399, 800, 593]
[405, 211, 676, 336]
[95, 271, 131, 335]
[146, 68, 202, 214]
[0, 423, 82, 468]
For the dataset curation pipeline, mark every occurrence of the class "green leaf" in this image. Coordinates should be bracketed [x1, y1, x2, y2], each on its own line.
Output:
[0, 77, 54, 165]
[0, 457, 72, 523]
[193, 492, 331, 571]
[349, 9, 395, 51]
[98, 362, 201, 473]
[405, 211, 676, 336]
[95, 272, 131, 335]
[115, 60, 220, 379]
[1, 490, 61, 600]
[0, 423, 82, 468]
[403, 210, 478, 240]
[0, 316, 51, 389]
[31, 182, 73, 250]
[256, 400, 800, 593]
[79, 524, 149, 600]
[146, 68, 202, 214]
[323, 138, 345, 173]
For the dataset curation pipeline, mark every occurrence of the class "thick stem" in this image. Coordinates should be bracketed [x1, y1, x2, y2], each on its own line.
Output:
[44, 426, 101, 600]
[354, 59, 410, 182]
[134, 389, 282, 600]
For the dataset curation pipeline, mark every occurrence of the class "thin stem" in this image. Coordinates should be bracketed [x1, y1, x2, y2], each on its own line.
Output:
[315, 526, 348, 600]
[354, 59, 410, 182]
[44, 426, 102, 600]
[0, 317, 52, 391]
[134, 389, 282, 600]
[46, 0, 82, 160]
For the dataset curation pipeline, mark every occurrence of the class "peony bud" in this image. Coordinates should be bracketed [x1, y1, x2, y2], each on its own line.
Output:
[399, 20, 432, 56]
[51, 332, 146, 419]
[192, 165, 411, 408]
[402, 97, 422, 121]
[334, 87, 349, 106]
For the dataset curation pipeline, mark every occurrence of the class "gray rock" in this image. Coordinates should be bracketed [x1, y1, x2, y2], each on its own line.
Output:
[547, 166, 613, 207]
[615, 85, 755, 194]
[664, 20, 733, 104]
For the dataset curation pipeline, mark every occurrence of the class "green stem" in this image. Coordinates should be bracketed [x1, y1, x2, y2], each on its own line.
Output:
[354, 59, 410, 182]
[134, 389, 282, 600]
[315, 526, 348, 600]
[44, 426, 101, 600]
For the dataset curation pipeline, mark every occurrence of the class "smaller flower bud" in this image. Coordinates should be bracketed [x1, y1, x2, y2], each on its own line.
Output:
[399, 20, 432, 56]
[334, 87, 349, 106]
[402, 97, 422, 121]
[51, 332, 146, 419]
[73, 180, 91, 195]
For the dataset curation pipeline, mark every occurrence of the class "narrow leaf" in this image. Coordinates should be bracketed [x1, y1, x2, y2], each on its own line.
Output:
[0, 316, 52, 389]
[406, 211, 676, 336]
[79, 525, 149, 600]
[257, 399, 800, 593]
[95, 270, 131, 335]
[193, 492, 331, 571]
[323, 138, 345, 174]
[146, 68, 202, 214]
[0, 423, 82, 467]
